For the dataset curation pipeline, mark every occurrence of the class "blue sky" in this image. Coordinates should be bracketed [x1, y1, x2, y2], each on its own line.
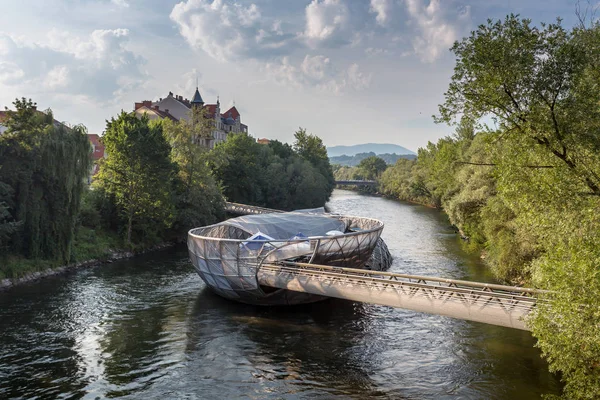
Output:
[0, 0, 583, 151]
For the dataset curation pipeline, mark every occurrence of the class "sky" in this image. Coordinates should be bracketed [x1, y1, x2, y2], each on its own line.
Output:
[0, 0, 584, 151]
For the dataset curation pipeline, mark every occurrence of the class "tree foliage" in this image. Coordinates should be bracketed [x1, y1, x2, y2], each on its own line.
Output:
[210, 132, 333, 210]
[357, 156, 387, 180]
[94, 113, 177, 246]
[161, 117, 224, 231]
[293, 128, 335, 194]
[428, 15, 600, 399]
[0, 98, 91, 263]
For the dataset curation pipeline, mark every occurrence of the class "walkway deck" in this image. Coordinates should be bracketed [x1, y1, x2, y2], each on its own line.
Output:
[334, 180, 377, 186]
[258, 262, 540, 331]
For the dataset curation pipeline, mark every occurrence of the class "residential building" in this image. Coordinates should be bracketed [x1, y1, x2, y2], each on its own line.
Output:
[134, 88, 249, 148]
[257, 138, 270, 145]
[87, 134, 105, 182]
[0, 111, 7, 135]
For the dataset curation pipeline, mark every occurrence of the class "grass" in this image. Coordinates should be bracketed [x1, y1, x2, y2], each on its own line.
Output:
[0, 227, 124, 280]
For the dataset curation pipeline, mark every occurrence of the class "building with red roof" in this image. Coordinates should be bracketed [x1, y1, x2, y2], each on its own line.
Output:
[134, 87, 249, 148]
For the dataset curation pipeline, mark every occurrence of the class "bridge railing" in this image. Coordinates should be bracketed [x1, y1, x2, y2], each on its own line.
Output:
[258, 261, 545, 331]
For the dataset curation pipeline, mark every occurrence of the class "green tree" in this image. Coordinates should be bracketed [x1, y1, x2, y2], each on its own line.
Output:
[357, 156, 387, 180]
[161, 117, 224, 231]
[94, 113, 176, 246]
[437, 15, 600, 398]
[293, 128, 335, 196]
[0, 98, 91, 262]
[437, 15, 600, 197]
[0, 182, 20, 248]
[210, 133, 332, 210]
[210, 133, 268, 206]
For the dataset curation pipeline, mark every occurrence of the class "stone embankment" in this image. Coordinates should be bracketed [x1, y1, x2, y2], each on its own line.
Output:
[0, 243, 173, 291]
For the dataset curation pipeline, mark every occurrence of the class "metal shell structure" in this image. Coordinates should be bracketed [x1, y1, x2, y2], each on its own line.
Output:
[187, 213, 388, 305]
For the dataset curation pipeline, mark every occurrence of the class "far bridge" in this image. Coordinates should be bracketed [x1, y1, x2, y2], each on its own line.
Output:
[335, 180, 377, 186]
[224, 202, 543, 331]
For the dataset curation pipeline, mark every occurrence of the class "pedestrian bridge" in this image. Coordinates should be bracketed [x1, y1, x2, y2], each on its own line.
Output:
[335, 180, 377, 186]
[224, 202, 542, 331]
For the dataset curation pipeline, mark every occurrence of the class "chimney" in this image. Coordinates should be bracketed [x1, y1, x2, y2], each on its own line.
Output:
[135, 102, 143, 110]
[143, 100, 152, 107]
[165, 109, 169, 113]
[153, 106, 159, 110]
[159, 98, 162, 101]
[32, 106, 37, 111]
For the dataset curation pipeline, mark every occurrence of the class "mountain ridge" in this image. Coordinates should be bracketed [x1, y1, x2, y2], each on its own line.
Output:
[327, 143, 415, 157]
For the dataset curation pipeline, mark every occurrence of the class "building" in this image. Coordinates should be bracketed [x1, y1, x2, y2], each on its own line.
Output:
[0, 111, 7, 135]
[134, 88, 248, 148]
[257, 138, 270, 145]
[87, 134, 106, 182]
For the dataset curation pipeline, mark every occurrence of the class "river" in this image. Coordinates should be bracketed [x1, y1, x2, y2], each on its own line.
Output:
[0, 189, 561, 399]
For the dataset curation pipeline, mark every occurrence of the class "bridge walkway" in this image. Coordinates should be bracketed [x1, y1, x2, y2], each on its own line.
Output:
[334, 180, 377, 186]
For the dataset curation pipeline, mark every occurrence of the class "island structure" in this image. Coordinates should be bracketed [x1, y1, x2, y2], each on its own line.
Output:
[188, 208, 392, 305]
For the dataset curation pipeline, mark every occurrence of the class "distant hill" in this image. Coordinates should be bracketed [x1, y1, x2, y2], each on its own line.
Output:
[330, 152, 417, 167]
[327, 143, 415, 157]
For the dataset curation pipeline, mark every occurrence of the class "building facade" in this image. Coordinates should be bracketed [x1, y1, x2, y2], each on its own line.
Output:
[134, 88, 248, 148]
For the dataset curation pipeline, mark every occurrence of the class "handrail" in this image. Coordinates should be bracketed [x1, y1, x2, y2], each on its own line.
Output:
[277, 261, 547, 295]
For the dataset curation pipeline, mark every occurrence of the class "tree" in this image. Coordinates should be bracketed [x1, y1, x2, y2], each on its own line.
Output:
[94, 113, 176, 246]
[357, 156, 387, 180]
[438, 15, 600, 398]
[161, 117, 224, 231]
[0, 182, 20, 249]
[0, 98, 91, 262]
[437, 15, 600, 197]
[210, 133, 268, 206]
[210, 133, 333, 210]
[293, 128, 335, 196]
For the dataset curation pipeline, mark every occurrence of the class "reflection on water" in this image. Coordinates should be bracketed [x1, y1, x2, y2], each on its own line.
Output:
[0, 189, 561, 399]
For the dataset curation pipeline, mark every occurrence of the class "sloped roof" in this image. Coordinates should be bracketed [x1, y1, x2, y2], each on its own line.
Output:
[136, 106, 178, 121]
[191, 88, 204, 104]
[223, 106, 240, 120]
[204, 104, 218, 116]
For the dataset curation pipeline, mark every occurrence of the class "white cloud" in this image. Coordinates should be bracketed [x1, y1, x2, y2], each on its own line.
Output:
[111, 0, 129, 7]
[170, 0, 297, 61]
[0, 29, 146, 102]
[370, 0, 393, 26]
[404, 0, 470, 63]
[44, 65, 70, 89]
[365, 47, 391, 57]
[0, 62, 24, 83]
[304, 0, 351, 47]
[265, 55, 371, 94]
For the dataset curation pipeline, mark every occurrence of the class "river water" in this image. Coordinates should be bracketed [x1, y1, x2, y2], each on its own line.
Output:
[0, 189, 561, 399]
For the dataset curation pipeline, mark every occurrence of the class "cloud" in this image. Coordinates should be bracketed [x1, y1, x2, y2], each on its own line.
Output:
[404, 0, 470, 63]
[370, 0, 393, 26]
[170, 0, 298, 61]
[0, 29, 146, 102]
[265, 55, 371, 94]
[44, 65, 70, 89]
[304, 0, 352, 47]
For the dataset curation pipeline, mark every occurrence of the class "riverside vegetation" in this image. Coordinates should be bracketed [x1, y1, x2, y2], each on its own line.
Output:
[376, 15, 599, 399]
[0, 101, 334, 279]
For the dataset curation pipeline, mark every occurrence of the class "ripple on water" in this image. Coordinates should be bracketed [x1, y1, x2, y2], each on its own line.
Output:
[0, 190, 561, 399]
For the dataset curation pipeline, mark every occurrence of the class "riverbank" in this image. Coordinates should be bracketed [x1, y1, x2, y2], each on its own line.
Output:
[0, 226, 174, 290]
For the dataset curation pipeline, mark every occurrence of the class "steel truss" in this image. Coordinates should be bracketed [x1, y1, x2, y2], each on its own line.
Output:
[258, 262, 544, 331]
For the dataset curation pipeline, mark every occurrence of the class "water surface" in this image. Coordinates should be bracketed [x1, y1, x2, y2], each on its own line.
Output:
[0, 189, 561, 399]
